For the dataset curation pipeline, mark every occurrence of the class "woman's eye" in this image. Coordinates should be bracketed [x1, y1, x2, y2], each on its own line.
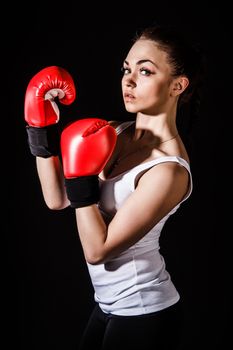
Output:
[121, 67, 130, 75]
[140, 68, 152, 76]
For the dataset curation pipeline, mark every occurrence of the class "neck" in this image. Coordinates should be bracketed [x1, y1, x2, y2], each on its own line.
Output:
[133, 112, 178, 144]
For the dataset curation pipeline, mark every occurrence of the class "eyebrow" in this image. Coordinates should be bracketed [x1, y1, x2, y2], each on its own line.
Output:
[124, 59, 159, 69]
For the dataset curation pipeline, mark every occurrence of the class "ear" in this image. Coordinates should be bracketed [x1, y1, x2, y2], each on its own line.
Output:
[171, 76, 189, 97]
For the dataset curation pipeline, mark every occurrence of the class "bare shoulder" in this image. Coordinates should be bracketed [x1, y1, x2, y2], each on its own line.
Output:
[137, 161, 190, 202]
[140, 161, 189, 185]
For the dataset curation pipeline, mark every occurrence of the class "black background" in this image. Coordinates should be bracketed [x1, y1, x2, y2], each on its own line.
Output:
[4, 2, 231, 349]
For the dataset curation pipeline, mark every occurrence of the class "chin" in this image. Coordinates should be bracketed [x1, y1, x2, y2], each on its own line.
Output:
[124, 105, 139, 113]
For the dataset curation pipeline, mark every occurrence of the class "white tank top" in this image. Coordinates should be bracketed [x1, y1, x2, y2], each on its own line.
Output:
[86, 121, 193, 316]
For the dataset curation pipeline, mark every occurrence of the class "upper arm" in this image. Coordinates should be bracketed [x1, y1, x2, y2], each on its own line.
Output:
[103, 162, 190, 259]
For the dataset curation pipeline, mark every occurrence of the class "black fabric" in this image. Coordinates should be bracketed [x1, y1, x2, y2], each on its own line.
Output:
[79, 302, 184, 350]
[65, 176, 100, 208]
[26, 124, 60, 158]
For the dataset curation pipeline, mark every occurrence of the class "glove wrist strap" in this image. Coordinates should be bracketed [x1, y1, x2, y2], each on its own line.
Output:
[65, 176, 100, 208]
[26, 124, 60, 158]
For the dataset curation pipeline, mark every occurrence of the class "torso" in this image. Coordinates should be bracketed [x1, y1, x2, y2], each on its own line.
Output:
[94, 121, 192, 315]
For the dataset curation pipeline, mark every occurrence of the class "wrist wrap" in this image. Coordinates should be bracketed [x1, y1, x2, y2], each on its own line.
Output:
[65, 176, 100, 208]
[26, 124, 60, 158]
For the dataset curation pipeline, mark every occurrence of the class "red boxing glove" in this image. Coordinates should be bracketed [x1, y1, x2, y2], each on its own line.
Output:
[61, 118, 117, 208]
[24, 66, 76, 157]
[61, 118, 117, 178]
[25, 65, 76, 127]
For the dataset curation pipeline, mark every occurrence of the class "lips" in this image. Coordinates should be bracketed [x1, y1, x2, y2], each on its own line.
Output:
[124, 92, 136, 101]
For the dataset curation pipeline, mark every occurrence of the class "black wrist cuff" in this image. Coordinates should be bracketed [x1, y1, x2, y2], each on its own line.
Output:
[65, 176, 100, 208]
[26, 124, 60, 158]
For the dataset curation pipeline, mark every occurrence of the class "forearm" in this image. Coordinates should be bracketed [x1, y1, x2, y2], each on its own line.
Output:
[75, 205, 108, 264]
[36, 156, 69, 210]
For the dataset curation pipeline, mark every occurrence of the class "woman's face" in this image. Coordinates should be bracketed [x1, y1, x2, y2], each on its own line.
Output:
[121, 39, 174, 115]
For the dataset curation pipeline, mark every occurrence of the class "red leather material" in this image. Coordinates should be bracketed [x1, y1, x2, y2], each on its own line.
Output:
[61, 118, 117, 178]
[24, 66, 76, 127]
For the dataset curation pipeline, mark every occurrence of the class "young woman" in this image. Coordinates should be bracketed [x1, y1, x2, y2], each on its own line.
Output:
[25, 24, 204, 350]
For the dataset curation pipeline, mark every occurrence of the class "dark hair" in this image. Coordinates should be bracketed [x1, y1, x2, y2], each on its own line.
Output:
[134, 24, 205, 129]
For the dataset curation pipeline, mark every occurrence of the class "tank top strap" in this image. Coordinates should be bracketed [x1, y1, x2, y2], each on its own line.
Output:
[115, 121, 135, 135]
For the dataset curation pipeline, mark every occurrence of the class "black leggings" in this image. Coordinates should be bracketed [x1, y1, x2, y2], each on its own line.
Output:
[78, 301, 184, 350]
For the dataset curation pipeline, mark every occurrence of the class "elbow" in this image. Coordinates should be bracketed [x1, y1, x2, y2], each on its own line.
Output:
[45, 198, 69, 211]
[84, 241, 119, 265]
[85, 251, 107, 265]
[46, 203, 64, 211]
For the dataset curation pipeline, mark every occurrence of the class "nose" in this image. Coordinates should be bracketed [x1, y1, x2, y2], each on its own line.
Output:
[123, 75, 137, 88]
